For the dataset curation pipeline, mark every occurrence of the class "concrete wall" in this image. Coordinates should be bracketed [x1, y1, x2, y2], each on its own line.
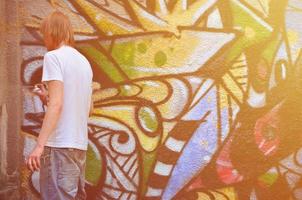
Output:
[14, 0, 302, 199]
[0, 0, 23, 199]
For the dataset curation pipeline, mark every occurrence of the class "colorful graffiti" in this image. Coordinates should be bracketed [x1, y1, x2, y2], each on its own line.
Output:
[20, 0, 302, 199]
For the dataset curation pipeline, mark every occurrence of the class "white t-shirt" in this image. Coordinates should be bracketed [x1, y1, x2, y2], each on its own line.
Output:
[42, 45, 93, 150]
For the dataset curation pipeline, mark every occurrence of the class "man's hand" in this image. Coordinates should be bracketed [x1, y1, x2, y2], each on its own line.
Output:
[26, 144, 44, 172]
[33, 83, 49, 105]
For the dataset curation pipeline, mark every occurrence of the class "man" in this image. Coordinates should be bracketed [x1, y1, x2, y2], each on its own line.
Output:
[26, 11, 93, 200]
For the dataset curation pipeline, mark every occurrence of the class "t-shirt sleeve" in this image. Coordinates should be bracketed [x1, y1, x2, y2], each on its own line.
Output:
[42, 53, 63, 82]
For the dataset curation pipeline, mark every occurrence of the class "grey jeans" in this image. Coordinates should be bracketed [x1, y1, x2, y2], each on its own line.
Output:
[40, 146, 87, 200]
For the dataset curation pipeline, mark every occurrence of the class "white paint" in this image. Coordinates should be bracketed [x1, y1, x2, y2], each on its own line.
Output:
[105, 156, 137, 192]
[123, 154, 137, 172]
[203, 155, 211, 161]
[145, 186, 163, 197]
[133, 31, 235, 75]
[31, 171, 40, 193]
[230, 0, 273, 32]
[93, 130, 112, 139]
[281, 62, 287, 80]
[285, 172, 300, 189]
[161, 78, 189, 120]
[144, 81, 161, 87]
[264, 145, 277, 156]
[138, 4, 167, 27]
[250, 189, 257, 200]
[154, 161, 174, 176]
[103, 187, 122, 199]
[124, 84, 132, 90]
[186, 76, 204, 84]
[158, 0, 168, 15]
[165, 137, 185, 152]
[258, 139, 265, 149]
[116, 155, 128, 166]
[247, 86, 266, 108]
[101, 106, 133, 111]
[216, 160, 233, 167]
[192, 0, 217, 24]
[89, 117, 136, 154]
[207, 8, 223, 28]
[182, 0, 188, 10]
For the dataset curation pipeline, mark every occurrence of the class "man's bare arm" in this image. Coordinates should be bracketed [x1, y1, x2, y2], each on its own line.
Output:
[27, 80, 63, 171]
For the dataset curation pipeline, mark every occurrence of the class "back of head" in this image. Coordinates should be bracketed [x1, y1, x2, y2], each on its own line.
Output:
[40, 11, 74, 49]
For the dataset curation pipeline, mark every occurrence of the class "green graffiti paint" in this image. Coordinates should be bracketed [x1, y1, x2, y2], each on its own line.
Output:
[112, 42, 136, 66]
[138, 106, 159, 133]
[79, 46, 126, 83]
[154, 51, 167, 67]
[138, 43, 148, 54]
[85, 145, 102, 185]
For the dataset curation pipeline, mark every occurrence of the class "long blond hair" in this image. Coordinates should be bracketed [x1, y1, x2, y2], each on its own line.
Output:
[40, 11, 74, 47]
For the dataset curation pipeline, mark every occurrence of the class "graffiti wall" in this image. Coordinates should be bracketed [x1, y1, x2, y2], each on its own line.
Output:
[20, 0, 302, 199]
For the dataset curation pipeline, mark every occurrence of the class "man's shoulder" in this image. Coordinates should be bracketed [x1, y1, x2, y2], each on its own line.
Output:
[46, 45, 74, 56]
[44, 48, 61, 60]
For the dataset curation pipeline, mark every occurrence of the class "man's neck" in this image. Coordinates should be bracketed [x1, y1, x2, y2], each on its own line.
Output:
[58, 42, 67, 48]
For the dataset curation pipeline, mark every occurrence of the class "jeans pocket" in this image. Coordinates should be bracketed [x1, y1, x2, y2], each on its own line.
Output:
[57, 172, 79, 197]
[57, 160, 80, 197]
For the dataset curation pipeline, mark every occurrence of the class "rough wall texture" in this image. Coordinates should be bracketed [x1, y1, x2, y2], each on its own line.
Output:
[20, 0, 302, 199]
[0, 0, 23, 199]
